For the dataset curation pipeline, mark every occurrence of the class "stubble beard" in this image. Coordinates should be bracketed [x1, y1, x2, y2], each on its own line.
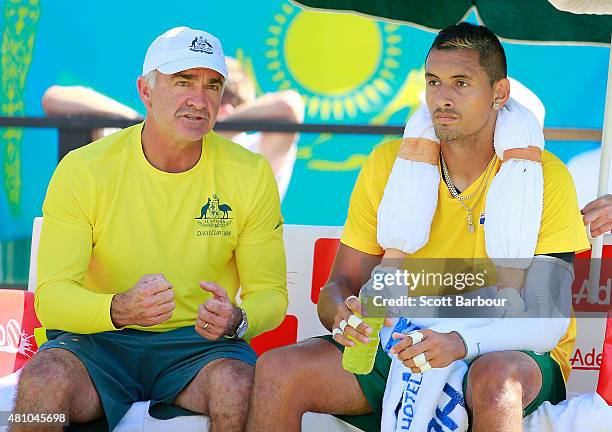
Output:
[434, 125, 463, 141]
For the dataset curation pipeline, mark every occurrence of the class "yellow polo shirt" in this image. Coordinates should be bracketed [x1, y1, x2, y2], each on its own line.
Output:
[341, 140, 590, 381]
[36, 123, 287, 339]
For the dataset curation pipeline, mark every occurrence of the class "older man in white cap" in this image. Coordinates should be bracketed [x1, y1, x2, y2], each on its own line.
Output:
[11, 27, 287, 432]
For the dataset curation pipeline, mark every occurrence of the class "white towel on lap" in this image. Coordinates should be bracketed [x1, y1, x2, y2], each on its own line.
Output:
[381, 318, 471, 432]
[380, 318, 612, 432]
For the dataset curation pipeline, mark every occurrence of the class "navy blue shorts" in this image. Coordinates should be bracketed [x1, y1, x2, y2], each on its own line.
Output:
[39, 326, 257, 431]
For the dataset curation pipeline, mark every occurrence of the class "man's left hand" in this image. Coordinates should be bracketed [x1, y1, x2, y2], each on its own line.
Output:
[196, 281, 242, 340]
[389, 329, 466, 373]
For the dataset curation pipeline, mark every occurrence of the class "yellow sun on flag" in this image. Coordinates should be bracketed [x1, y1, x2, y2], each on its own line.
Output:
[266, 3, 402, 121]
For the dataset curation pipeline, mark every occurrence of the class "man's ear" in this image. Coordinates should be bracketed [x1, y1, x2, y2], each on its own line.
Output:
[494, 78, 511, 109]
[137, 76, 153, 111]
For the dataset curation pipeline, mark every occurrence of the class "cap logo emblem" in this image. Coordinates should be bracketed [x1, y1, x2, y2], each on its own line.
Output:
[189, 36, 213, 54]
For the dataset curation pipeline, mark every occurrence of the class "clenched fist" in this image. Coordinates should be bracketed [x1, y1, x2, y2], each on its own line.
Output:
[111, 274, 175, 328]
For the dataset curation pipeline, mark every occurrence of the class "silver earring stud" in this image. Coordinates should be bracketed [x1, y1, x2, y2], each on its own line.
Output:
[492, 101, 500, 111]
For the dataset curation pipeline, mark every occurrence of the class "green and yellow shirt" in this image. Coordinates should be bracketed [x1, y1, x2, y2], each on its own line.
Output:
[36, 123, 287, 339]
[341, 140, 590, 381]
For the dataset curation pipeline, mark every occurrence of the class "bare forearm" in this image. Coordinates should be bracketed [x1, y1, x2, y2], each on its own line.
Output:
[317, 278, 356, 331]
[224, 90, 304, 123]
[316, 244, 382, 331]
[42, 85, 142, 119]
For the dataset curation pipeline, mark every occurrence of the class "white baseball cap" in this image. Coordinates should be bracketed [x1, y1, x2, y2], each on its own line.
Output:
[142, 26, 228, 80]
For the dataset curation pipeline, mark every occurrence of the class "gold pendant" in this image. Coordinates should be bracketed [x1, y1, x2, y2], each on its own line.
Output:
[467, 213, 475, 233]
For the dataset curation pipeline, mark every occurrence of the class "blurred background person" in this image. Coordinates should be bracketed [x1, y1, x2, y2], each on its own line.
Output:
[215, 57, 304, 201]
[41, 84, 142, 141]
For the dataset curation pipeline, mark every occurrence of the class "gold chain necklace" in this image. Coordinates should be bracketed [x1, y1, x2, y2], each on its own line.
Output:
[440, 152, 497, 233]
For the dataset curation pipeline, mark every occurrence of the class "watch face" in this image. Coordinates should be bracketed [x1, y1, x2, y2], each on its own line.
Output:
[236, 309, 248, 338]
[237, 323, 247, 338]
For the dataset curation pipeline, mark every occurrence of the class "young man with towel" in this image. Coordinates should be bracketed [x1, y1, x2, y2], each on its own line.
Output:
[248, 23, 589, 432]
[11, 27, 287, 432]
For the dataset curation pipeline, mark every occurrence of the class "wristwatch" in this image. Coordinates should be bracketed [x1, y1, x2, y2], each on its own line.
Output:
[226, 307, 248, 339]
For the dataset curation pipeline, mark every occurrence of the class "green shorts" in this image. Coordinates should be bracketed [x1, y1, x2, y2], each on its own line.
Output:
[318, 335, 566, 432]
[39, 326, 257, 431]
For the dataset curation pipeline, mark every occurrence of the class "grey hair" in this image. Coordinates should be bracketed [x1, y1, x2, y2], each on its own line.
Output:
[143, 70, 158, 88]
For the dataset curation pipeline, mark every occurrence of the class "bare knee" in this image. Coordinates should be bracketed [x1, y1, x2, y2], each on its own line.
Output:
[255, 346, 303, 393]
[208, 359, 254, 407]
[16, 348, 102, 423]
[17, 349, 79, 405]
[466, 352, 536, 411]
[253, 344, 321, 414]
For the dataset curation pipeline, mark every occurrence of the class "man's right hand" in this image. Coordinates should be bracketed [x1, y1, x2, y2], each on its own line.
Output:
[332, 296, 371, 347]
[331, 296, 393, 348]
[110, 274, 175, 328]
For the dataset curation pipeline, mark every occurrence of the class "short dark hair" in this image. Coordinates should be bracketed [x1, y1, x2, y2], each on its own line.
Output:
[428, 22, 507, 85]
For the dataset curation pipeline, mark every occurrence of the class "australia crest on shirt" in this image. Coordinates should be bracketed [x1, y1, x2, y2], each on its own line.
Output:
[195, 193, 233, 237]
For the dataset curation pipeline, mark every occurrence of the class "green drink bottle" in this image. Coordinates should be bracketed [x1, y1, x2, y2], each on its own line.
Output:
[342, 315, 386, 374]
[342, 267, 391, 374]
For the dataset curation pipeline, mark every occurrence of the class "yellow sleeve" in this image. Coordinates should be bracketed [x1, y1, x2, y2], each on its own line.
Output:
[35, 152, 118, 333]
[535, 158, 591, 255]
[340, 149, 385, 255]
[236, 157, 288, 339]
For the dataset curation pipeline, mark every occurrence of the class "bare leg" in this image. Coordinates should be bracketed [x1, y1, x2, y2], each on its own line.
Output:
[10, 348, 103, 432]
[465, 351, 543, 432]
[174, 358, 254, 432]
[246, 339, 371, 432]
